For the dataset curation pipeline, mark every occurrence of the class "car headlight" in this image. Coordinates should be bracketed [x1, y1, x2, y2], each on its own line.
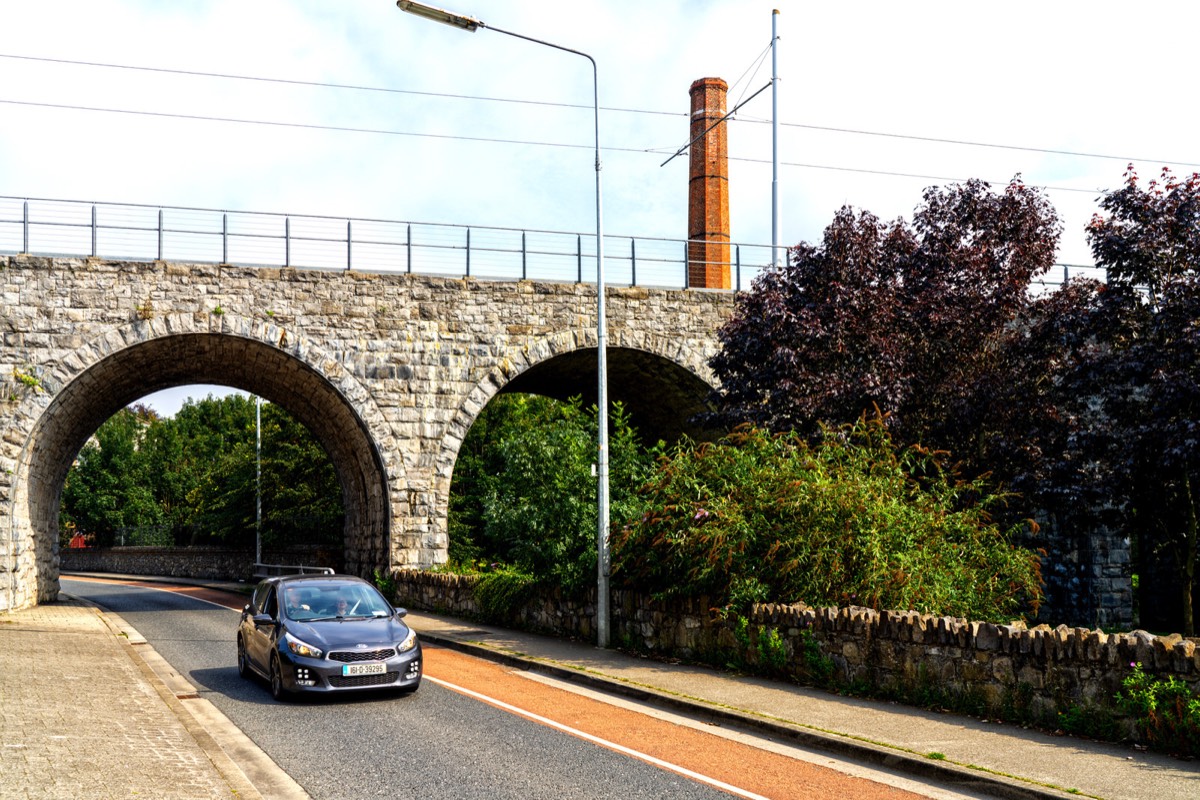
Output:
[396, 628, 418, 653]
[284, 633, 323, 659]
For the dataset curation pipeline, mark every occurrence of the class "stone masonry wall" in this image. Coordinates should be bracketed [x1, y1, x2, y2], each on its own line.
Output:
[389, 569, 1198, 723]
[1, 254, 1142, 630]
[60, 546, 343, 582]
[0, 255, 733, 610]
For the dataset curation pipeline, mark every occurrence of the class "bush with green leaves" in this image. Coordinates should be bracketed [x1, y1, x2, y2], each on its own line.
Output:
[475, 567, 538, 622]
[1118, 662, 1200, 756]
[611, 416, 1043, 621]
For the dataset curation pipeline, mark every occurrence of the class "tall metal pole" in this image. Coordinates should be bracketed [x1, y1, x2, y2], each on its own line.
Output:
[256, 395, 262, 568]
[590, 58, 610, 651]
[771, 9, 782, 267]
[396, 2, 611, 647]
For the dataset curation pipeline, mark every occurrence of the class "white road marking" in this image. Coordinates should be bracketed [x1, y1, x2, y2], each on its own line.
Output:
[515, 670, 982, 800]
[425, 674, 772, 800]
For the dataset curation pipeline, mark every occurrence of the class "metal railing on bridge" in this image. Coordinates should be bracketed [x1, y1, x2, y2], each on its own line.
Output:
[0, 196, 779, 292]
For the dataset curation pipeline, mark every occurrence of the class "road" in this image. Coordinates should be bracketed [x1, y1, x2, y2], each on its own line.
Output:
[63, 578, 958, 800]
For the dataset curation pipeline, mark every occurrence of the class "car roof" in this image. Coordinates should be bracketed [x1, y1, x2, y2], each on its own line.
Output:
[266, 574, 370, 589]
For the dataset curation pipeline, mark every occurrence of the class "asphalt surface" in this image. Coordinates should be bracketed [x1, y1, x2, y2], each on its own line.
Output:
[60, 578, 734, 800]
[5, 573, 1199, 800]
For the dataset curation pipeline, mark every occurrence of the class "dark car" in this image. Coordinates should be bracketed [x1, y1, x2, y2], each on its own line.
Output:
[237, 574, 421, 700]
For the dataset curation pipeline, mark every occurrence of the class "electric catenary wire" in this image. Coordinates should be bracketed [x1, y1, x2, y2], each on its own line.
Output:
[3, 52, 1198, 170]
[0, 97, 1122, 196]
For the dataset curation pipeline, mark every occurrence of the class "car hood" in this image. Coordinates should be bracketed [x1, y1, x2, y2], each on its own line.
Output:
[285, 616, 414, 651]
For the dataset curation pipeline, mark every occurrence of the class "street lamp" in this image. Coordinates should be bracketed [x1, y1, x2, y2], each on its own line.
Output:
[396, 1, 612, 648]
[256, 395, 262, 569]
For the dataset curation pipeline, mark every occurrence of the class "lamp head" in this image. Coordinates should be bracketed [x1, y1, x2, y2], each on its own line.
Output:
[396, 1, 481, 32]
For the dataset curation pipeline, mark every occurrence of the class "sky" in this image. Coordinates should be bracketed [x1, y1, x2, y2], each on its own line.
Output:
[2, 0, 1197, 414]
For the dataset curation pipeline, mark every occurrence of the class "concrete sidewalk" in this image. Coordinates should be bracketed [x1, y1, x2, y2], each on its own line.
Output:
[406, 610, 1200, 800]
[0, 595, 307, 800]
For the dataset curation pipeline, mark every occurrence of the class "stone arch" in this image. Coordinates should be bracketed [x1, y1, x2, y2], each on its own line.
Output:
[430, 328, 721, 560]
[6, 312, 401, 608]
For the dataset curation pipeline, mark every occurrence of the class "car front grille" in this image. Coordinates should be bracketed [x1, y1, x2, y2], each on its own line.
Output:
[329, 648, 395, 663]
[329, 671, 399, 688]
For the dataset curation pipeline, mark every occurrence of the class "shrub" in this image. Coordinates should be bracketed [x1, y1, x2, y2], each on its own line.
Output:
[611, 416, 1043, 621]
[1117, 662, 1200, 756]
[475, 567, 537, 623]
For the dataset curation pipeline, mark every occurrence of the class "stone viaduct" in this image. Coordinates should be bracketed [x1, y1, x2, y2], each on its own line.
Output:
[0, 254, 736, 611]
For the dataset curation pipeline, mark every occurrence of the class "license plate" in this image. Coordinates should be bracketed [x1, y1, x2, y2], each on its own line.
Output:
[342, 662, 387, 677]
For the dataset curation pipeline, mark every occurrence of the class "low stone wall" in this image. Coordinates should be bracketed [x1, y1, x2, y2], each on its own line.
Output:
[728, 603, 1199, 717]
[60, 546, 342, 582]
[389, 570, 598, 639]
[389, 568, 1199, 723]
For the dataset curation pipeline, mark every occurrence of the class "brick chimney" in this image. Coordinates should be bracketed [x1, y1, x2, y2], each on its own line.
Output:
[687, 77, 731, 289]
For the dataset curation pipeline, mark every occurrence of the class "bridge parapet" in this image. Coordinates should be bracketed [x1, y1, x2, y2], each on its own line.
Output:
[0, 196, 776, 292]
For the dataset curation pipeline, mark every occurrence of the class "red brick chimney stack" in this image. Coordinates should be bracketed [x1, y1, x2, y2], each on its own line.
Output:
[687, 77, 731, 289]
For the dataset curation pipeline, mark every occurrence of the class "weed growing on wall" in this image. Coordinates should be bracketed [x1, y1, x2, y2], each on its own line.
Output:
[727, 617, 790, 676]
[474, 567, 537, 623]
[372, 569, 398, 603]
[1118, 662, 1200, 756]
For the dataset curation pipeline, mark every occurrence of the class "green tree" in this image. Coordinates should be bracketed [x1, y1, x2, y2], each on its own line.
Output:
[449, 394, 657, 593]
[261, 404, 344, 547]
[448, 393, 555, 567]
[61, 394, 343, 551]
[60, 406, 162, 545]
[611, 418, 1043, 622]
[180, 396, 343, 549]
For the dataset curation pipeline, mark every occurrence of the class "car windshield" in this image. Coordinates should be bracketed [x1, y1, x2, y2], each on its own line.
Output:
[281, 582, 393, 621]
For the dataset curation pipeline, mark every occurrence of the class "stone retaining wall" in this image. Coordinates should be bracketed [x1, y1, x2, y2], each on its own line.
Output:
[60, 546, 341, 582]
[389, 569, 1198, 721]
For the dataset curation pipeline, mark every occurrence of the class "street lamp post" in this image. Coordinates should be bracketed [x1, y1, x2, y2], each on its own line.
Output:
[396, 1, 612, 648]
[256, 394, 262, 569]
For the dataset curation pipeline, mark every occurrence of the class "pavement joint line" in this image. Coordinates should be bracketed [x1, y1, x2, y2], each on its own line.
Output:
[61, 591, 311, 800]
[417, 629, 1089, 800]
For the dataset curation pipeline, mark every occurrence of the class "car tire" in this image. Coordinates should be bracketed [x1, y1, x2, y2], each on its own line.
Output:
[270, 654, 291, 702]
[237, 636, 251, 680]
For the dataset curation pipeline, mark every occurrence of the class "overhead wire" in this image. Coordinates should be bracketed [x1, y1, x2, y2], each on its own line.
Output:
[0, 97, 638, 151]
[2, 52, 1128, 272]
[0, 97, 1117, 196]
[657, 40, 774, 168]
[659, 82, 772, 168]
[0, 53, 678, 118]
[726, 41, 774, 111]
[3, 52, 1198, 170]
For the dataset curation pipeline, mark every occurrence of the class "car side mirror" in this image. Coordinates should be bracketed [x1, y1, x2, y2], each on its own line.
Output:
[252, 613, 276, 627]
[393, 607, 408, 618]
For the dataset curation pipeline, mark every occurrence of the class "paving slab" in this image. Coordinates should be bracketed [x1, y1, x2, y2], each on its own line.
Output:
[0, 597, 246, 799]
[0, 594, 306, 800]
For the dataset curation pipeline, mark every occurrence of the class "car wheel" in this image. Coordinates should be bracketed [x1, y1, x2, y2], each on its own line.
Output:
[269, 654, 291, 702]
[236, 636, 251, 679]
